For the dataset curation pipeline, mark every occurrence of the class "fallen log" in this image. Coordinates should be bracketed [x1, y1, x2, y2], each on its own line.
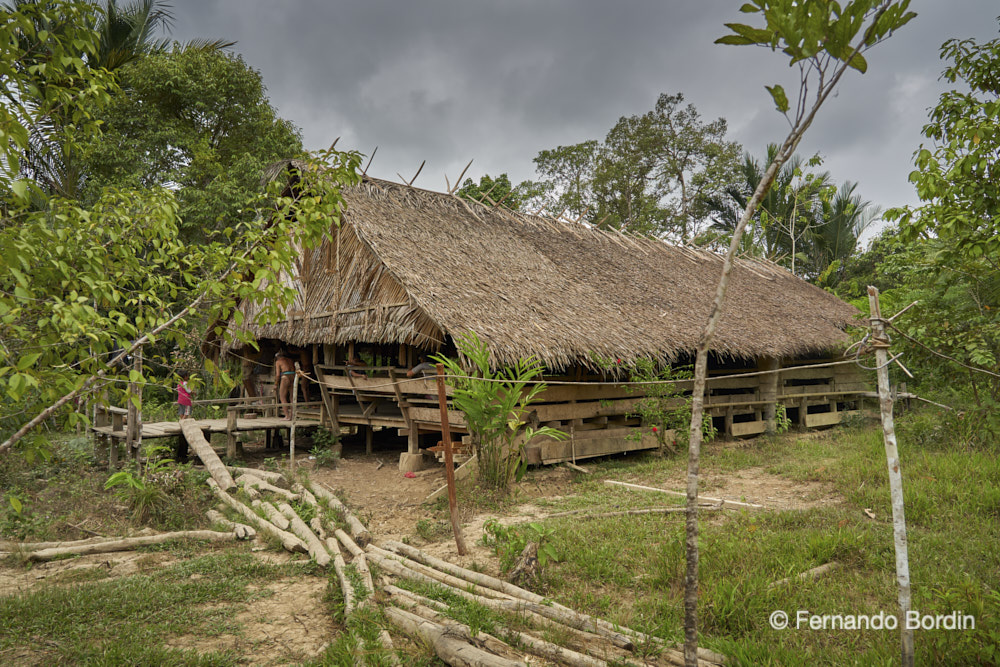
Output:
[291, 483, 319, 507]
[227, 465, 286, 483]
[310, 482, 371, 545]
[28, 530, 235, 561]
[1, 536, 116, 552]
[392, 599, 528, 662]
[605, 479, 765, 510]
[206, 509, 257, 540]
[180, 420, 235, 491]
[367, 548, 635, 650]
[333, 528, 364, 558]
[326, 536, 356, 615]
[389, 588, 608, 667]
[385, 584, 630, 665]
[208, 479, 307, 553]
[238, 474, 298, 501]
[384, 606, 526, 667]
[309, 517, 327, 540]
[278, 503, 331, 567]
[767, 562, 841, 590]
[252, 499, 291, 531]
[336, 530, 375, 600]
[367, 544, 513, 601]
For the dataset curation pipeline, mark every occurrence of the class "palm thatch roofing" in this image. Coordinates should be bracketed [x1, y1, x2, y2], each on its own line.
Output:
[228, 160, 859, 370]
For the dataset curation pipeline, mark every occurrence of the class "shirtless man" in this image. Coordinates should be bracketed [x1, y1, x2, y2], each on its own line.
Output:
[274, 351, 296, 419]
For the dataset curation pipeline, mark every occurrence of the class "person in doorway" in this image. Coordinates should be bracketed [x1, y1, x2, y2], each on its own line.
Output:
[346, 355, 368, 378]
[274, 351, 296, 419]
[177, 371, 194, 420]
[407, 354, 436, 378]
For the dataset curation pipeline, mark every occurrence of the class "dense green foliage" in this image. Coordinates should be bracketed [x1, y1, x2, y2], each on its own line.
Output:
[524, 93, 743, 240]
[0, 1, 361, 463]
[80, 48, 303, 241]
[457, 173, 524, 210]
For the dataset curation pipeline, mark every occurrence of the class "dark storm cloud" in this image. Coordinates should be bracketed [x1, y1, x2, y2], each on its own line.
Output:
[170, 1, 999, 219]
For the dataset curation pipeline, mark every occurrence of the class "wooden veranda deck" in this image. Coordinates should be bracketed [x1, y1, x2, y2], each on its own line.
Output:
[91, 415, 322, 440]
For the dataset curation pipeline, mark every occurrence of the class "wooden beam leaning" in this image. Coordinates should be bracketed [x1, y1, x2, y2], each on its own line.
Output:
[180, 420, 236, 491]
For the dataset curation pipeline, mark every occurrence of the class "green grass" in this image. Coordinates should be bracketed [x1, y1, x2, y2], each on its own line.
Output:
[0, 551, 292, 665]
[487, 417, 1000, 666]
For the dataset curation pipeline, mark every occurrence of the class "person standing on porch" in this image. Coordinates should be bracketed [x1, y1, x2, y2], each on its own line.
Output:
[274, 351, 296, 420]
[177, 371, 194, 420]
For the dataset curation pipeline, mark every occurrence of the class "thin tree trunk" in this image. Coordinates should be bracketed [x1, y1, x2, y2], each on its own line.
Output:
[683, 57, 855, 664]
[867, 286, 915, 667]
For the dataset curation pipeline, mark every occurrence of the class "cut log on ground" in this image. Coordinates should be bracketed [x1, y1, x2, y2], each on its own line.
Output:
[1, 536, 117, 552]
[389, 589, 609, 667]
[767, 562, 841, 589]
[239, 474, 299, 501]
[367, 548, 636, 651]
[605, 479, 766, 510]
[309, 517, 327, 540]
[180, 420, 236, 491]
[28, 530, 236, 561]
[291, 483, 319, 507]
[367, 544, 514, 601]
[384, 606, 527, 667]
[252, 500, 291, 531]
[206, 509, 257, 540]
[208, 479, 307, 553]
[326, 536, 356, 615]
[227, 465, 286, 483]
[278, 502, 331, 567]
[310, 482, 371, 545]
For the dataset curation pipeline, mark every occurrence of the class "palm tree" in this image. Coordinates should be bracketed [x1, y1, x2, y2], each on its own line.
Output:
[5, 0, 232, 199]
[808, 181, 881, 281]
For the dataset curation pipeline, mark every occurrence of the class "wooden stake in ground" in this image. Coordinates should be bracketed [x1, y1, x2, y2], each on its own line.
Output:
[435, 362, 467, 555]
[867, 286, 915, 667]
[290, 361, 300, 473]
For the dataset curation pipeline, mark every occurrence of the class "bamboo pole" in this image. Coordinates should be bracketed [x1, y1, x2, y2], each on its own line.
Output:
[868, 286, 915, 667]
[435, 363, 467, 555]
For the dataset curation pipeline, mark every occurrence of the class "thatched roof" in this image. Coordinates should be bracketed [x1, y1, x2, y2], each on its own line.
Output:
[231, 161, 859, 369]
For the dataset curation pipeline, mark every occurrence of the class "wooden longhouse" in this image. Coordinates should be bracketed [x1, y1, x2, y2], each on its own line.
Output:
[214, 160, 866, 470]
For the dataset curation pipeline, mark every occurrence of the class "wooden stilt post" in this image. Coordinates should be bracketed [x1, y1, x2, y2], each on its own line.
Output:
[226, 406, 238, 459]
[867, 286, 914, 667]
[125, 346, 142, 465]
[761, 356, 781, 433]
[290, 362, 300, 475]
[435, 363, 467, 555]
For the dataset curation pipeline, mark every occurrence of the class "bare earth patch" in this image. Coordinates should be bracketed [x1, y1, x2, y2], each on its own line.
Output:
[165, 577, 333, 666]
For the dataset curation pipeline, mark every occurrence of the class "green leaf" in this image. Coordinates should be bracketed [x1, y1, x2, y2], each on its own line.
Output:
[847, 51, 868, 73]
[715, 34, 755, 46]
[9, 496, 23, 515]
[766, 84, 790, 113]
[16, 352, 41, 371]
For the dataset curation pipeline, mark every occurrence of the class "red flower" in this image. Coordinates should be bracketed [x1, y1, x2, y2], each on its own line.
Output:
[616, 358, 622, 364]
[652, 426, 658, 433]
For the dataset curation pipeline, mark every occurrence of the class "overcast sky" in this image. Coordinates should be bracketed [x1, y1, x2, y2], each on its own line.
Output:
[172, 1, 998, 236]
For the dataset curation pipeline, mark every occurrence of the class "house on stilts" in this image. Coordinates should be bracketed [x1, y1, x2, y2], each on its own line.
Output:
[208, 160, 866, 471]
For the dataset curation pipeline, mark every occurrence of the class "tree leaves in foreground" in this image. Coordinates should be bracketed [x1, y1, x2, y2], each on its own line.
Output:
[0, 0, 363, 453]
